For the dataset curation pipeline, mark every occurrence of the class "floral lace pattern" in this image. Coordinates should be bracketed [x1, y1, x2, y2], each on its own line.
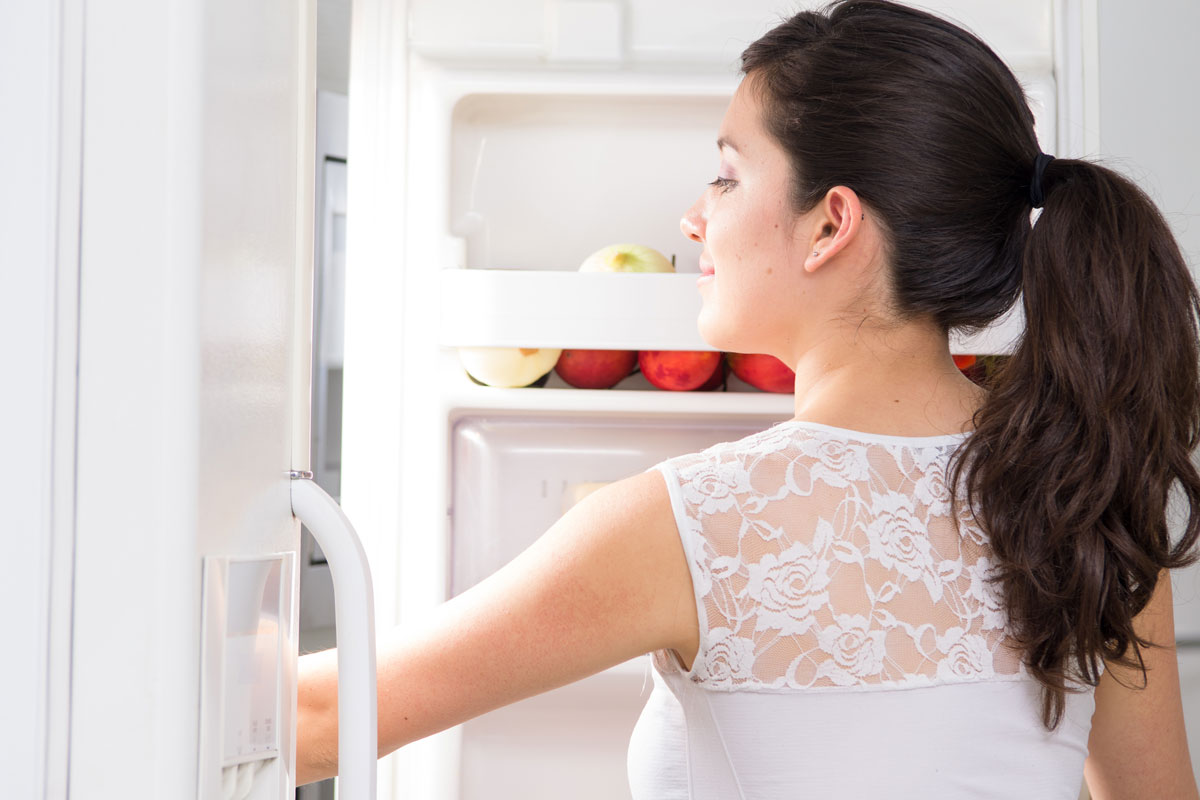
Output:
[651, 421, 1033, 692]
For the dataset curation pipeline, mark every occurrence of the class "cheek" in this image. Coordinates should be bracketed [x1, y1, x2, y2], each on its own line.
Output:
[703, 209, 739, 258]
[706, 188, 796, 293]
[727, 216, 790, 281]
[707, 202, 759, 266]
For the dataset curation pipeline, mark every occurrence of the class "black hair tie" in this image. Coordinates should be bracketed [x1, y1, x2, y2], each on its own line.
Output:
[1029, 152, 1055, 209]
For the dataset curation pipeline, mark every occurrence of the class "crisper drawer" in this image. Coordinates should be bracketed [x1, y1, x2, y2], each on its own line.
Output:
[448, 414, 776, 800]
[449, 414, 774, 596]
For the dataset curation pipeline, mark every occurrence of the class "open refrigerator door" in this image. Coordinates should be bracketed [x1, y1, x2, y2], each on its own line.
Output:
[337, 2, 1122, 798]
[37, 0, 382, 797]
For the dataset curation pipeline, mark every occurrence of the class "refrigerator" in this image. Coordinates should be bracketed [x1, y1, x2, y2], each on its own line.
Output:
[9, 0, 1199, 799]
[11, 0, 377, 798]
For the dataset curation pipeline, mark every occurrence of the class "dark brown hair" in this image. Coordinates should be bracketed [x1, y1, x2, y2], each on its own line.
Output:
[742, 0, 1200, 731]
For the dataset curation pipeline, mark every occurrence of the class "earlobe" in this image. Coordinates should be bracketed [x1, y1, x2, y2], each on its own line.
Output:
[804, 245, 824, 273]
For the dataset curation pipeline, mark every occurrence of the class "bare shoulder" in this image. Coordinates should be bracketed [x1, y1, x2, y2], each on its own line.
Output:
[464, 465, 697, 667]
[585, 468, 700, 667]
[1085, 568, 1200, 799]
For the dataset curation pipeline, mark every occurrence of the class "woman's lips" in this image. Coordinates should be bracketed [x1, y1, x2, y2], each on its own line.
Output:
[699, 260, 715, 276]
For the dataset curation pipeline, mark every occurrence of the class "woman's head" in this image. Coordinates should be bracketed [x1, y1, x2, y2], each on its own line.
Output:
[684, 0, 1041, 358]
[702, 0, 1200, 735]
[681, 76, 883, 359]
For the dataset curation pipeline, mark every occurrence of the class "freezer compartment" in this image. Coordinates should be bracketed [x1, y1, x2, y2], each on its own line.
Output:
[448, 413, 775, 798]
[459, 665, 652, 800]
[450, 414, 775, 598]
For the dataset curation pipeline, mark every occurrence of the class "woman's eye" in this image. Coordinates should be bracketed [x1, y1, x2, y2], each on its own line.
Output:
[708, 177, 736, 194]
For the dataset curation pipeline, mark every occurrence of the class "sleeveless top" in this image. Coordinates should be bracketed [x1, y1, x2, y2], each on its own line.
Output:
[626, 419, 1100, 799]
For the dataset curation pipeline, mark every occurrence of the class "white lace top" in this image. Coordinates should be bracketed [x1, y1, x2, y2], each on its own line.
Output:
[626, 419, 1099, 799]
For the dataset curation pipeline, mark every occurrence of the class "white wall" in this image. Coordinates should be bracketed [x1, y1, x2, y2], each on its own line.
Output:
[1097, 0, 1200, 272]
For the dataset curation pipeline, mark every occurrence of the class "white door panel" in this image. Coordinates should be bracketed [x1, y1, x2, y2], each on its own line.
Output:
[71, 1, 312, 797]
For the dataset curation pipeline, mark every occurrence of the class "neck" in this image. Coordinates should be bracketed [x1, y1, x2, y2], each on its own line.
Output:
[785, 322, 985, 436]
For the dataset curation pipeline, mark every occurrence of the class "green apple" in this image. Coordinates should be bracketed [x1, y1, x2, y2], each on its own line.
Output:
[458, 346, 562, 388]
[578, 243, 675, 273]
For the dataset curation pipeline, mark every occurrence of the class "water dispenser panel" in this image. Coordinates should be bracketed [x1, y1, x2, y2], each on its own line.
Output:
[199, 553, 296, 800]
[221, 558, 284, 765]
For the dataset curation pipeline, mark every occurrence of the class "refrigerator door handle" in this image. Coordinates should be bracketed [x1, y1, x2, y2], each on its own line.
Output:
[290, 477, 378, 799]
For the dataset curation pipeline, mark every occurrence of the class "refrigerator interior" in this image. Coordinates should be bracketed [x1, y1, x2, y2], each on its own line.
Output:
[335, 0, 1198, 797]
[421, 50, 820, 798]
[450, 415, 782, 797]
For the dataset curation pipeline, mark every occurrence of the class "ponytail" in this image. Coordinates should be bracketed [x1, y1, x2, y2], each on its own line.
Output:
[947, 158, 1200, 730]
[741, 0, 1200, 732]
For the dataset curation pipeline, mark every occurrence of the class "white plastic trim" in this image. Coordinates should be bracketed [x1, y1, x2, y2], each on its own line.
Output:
[438, 268, 1024, 355]
[290, 478, 377, 800]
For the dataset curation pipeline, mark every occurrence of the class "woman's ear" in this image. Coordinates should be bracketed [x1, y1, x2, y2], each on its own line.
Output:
[802, 186, 864, 273]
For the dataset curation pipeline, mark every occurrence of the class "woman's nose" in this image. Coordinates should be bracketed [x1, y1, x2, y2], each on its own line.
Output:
[680, 204, 705, 243]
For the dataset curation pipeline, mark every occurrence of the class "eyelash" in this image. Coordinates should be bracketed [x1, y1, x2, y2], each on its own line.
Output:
[708, 177, 736, 194]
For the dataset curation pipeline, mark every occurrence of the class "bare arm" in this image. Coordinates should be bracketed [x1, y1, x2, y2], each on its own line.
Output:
[295, 467, 694, 786]
[1084, 567, 1200, 799]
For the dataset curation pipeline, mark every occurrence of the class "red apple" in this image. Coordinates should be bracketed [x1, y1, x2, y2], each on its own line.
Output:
[726, 353, 795, 393]
[954, 353, 989, 386]
[696, 357, 728, 391]
[638, 350, 722, 391]
[555, 349, 637, 389]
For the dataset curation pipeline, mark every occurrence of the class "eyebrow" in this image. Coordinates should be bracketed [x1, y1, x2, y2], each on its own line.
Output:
[717, 136, 740, 154]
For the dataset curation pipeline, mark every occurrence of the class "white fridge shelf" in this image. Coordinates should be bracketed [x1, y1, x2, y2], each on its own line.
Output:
[437, 268, 1025, 355]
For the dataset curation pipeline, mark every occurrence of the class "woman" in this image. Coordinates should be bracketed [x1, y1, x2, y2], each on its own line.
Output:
[298, 1, 1200, 796]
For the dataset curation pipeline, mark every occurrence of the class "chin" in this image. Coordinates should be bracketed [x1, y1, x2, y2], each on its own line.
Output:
[696, 307, 745, 353]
